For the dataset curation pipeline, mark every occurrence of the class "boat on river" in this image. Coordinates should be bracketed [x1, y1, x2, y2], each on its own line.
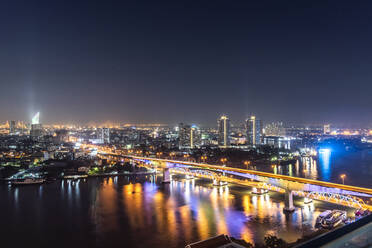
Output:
[11, 178, 45, 185]
[317, 210, 347, 229]
[63, 174, 88, 180]
[355, 208, 371, 218]
[315, 210, 332, 228]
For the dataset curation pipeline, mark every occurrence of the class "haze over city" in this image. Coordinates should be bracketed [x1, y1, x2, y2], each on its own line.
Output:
[1, 1, 372, 126]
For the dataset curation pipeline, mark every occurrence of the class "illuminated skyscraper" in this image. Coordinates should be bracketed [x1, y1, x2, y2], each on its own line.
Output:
[190, 125, 201, 149]
[30, 112, 43, 139]
[324, 124, 331, 134]
[178, 123, 191, 149]
[178, 123, 200, 149]
[17, 121, 26, 134]
[98, 128, 110, 144]
[246, 115, 262, 146]
[55, 129, 69, 143]
[32, 112, 40, 125]
[9, 120, 16, 134]
[218, 115, 230, 147]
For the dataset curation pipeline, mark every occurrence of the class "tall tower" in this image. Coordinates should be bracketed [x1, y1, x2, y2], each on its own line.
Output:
[32, 112, 40, 125]
[218, 115, 230, 148]
[178, 123, 200, 149]
[323, 124, 331, 134]
[9, 120, 16, 134]
[30, 112, 43, 140]
[98, 128, 110, 144]
[178, 123, 191, 149]
[190, 126, 195, 149]
[246, 115, 262, 146]
[190, 124, 201, 149]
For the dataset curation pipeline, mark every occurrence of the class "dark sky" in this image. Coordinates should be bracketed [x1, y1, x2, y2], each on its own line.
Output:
[1, 0, 372, 126]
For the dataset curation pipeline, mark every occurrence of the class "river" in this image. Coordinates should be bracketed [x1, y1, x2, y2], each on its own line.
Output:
[264, 149, 372, 188]
[0, 175, 353, 248]
[1, 150, 371, 247]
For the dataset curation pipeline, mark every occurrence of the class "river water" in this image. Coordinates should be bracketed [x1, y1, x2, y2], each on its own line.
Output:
[1, 150, 370, 248]
[266, 149, 372, 188]
[0, 175, 352, 248]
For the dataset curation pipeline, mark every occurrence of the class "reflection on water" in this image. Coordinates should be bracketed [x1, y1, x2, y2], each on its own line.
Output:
[265, 149, 372, 188]
[301, 157, 318, 180]
[318, 150, 331, 182]
[87, 176, 324, 246]
[3, 151, 371, 247]
[0, 176, 350, 248]
[96, 178, 119, 232]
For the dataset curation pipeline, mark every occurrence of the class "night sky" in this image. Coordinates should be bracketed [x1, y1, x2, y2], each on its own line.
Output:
[1, 1, 372, 126]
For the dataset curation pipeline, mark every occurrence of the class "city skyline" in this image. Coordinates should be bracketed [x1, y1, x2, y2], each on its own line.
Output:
[1, 1, 372, 248]
[0, 113, 370, 129]
[1, 1, 372, 125]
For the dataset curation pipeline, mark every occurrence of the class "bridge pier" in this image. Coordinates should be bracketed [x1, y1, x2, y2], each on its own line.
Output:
[284, 189, 295, 212]
[185, 174, 194, 180]
[213, 179, 227, 186]
[129, 159, 134, 166]
[162, 168, 171, 183]
[251, 187, 268, 195]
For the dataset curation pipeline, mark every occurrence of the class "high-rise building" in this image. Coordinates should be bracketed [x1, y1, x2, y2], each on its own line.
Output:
[9, 120, 16, 134]
[32, 112, 40, 125]
[30, 124, 43, 139]
[17, 121, 27, 134]
[190, 125, 201, 149]
[218, 115, 230, 147]
[246, 115, 262, 146]
[30, 112, 43, 140]
[178, 123, 191, 149]
[324, 124, 331, 134]
[178, 123, 201, 149]
[98, 128, 110, 144]
[55, 129, 69, 143]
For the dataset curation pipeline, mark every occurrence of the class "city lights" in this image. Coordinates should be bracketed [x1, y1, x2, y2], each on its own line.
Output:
[0, 1, 371, 247]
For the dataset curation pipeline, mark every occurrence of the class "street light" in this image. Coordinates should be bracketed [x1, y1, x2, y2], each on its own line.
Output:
[170, 152, 176, 159]
[340, 174, 346, 184]
[220, 158, 227, 178]
[243, 160, 251, 169]
[220, 158, 227, 165]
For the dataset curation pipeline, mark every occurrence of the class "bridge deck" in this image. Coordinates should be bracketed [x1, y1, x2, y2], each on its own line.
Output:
[129, 156, 372, 196]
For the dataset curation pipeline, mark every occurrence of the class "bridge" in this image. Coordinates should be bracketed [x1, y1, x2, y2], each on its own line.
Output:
[124, 156, 372, 212]
[81, 143, 372, 212]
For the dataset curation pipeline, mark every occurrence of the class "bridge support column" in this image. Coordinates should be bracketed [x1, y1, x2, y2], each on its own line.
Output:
[284, 190, 295, 212]
[304, 197, 313, 204]
[162, 168, 171, 183]
[252, 187, 268, 195]
[129, 159, 136, 171]
[213, 179, 227, 186]
[186, 174, 194, 180]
